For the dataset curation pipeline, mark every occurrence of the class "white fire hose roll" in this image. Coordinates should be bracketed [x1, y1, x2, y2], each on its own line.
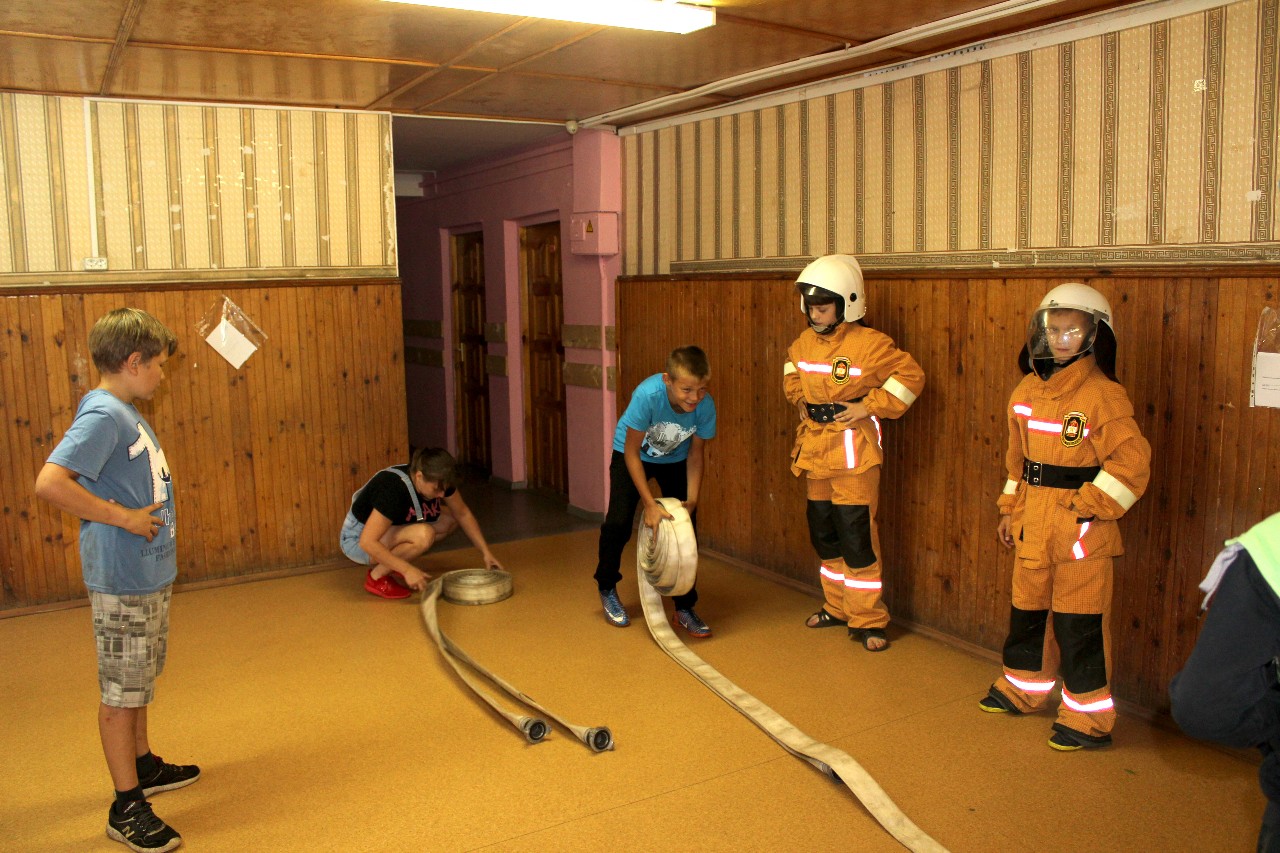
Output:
[636, 498, 947, 853]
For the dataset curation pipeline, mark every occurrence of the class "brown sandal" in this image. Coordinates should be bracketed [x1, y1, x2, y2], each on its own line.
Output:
[806, 609, 846, 629]
[848, 627, 890, 651]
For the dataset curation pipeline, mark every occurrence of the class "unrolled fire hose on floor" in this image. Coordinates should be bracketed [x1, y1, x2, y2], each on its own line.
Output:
[637, 498, 947, 853]
[419, 568, 614, 752]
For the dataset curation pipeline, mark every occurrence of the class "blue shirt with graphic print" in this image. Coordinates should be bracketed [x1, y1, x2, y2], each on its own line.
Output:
[612, 373, 716, 463]
[47, 389, 177, 594]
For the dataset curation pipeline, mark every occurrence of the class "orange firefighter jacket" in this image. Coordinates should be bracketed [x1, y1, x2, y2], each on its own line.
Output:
[784, 322, 925, 479]
[997, 354, 1151, 563]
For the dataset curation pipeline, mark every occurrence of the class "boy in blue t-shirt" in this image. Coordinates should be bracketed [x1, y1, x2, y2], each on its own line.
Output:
[594, 345, 717, 637]
[36, 308, 196, 853]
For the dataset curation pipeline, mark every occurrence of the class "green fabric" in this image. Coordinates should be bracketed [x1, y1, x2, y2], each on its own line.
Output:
[1231, 512, 1280, 597]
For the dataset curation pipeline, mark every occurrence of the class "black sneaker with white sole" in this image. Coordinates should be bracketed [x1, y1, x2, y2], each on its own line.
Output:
[138, 755, 200, 796]
[106, 799, 181, 852]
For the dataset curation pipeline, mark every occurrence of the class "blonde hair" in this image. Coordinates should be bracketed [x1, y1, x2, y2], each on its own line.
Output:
[88, 308, 178, 373]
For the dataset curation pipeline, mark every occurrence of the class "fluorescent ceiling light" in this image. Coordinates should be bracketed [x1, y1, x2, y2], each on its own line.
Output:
[381, 0, 715, 34]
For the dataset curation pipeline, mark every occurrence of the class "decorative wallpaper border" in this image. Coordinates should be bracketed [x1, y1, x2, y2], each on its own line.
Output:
[623, 0, 1280, 275]
[671, 242, 1280, 274]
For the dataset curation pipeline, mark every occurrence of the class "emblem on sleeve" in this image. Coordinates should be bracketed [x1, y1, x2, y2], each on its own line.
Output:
[1061, 411, 1088, 447]
[831, 357, 852, 385]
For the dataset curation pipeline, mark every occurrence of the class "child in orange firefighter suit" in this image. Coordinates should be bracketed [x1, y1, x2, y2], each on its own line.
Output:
[979, 283, 1151, 751]
[784, 254, 925, 652]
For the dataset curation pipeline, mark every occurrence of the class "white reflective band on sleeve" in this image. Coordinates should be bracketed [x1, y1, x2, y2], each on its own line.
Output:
[1061, 692, 1115, 713]
[784, 361, 797, 376]
[872, 415, 882, 448]
[843, 428, 856, 468]
[845, 578, 883, 590]
[1003, 479, 1019, 495]
[882, 376, 917, 406]
[1093, 469, 1138, 511]
[1027, 418, 1091, 438]
[819, 564, 845, 583]
[797, 361, 833, 374]
[1004, 673, 1056, 693]
[1012, 403, 1033, 417]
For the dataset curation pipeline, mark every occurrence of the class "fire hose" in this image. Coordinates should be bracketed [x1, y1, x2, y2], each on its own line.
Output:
[636, 497, 947, 853]
[420, 568, 614, 751]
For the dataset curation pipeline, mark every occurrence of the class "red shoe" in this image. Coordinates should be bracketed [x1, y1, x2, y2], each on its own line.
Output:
[364, 571, 412, 600]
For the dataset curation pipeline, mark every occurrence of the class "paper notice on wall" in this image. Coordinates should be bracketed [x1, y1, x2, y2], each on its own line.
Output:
[205, 317, 257, 368]
[1252, 306, 1280, 408]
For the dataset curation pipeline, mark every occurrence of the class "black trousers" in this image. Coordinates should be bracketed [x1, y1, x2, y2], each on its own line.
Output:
[594, 450, 698, 610]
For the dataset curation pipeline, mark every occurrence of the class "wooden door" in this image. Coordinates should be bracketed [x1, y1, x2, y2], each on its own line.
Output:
[520, 222, 568, 495]
[451, 232, 491, 473]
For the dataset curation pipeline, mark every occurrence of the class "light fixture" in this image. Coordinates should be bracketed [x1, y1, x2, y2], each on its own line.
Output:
[381, 0, 715, 34]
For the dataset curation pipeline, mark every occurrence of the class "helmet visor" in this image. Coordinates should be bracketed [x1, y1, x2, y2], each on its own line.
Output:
[1027, 307, 1102, 363]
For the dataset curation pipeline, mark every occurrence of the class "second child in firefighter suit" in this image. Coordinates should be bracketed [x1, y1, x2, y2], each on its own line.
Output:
[783, 255, 925, 651]
[980, 283, 1151, 751]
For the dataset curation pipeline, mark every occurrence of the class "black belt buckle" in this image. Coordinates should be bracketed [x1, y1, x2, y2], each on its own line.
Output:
[806, 402, 846, 423]
[1023, 459, 1043, 485]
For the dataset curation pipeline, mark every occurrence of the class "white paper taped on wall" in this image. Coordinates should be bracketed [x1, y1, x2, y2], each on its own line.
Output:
[1251, 306, 1280, 409]
[196, 296, 268, 369]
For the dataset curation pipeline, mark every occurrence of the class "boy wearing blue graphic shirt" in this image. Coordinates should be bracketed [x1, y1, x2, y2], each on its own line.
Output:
[36, 308, 196, 853]
[594, 345, 716, 637]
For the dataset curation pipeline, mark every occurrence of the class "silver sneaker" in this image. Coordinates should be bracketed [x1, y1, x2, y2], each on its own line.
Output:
[675, 608, 711, 638]
[599, 588, 630, 627]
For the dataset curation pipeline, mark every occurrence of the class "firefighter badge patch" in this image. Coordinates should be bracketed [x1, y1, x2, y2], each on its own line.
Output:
[831, 357, 853, 385]
[1061, 411, 1088, 447]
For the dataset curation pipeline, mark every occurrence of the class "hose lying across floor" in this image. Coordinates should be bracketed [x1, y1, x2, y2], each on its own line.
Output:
[636, 498, 948, 853]
[420, 568, 614, 752]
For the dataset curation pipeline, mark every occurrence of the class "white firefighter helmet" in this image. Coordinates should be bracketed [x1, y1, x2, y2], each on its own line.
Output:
[1026, 283, 1113, 363]
[795, 255, 866, 332]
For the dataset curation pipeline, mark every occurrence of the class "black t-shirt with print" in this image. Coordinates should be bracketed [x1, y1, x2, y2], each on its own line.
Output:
[350, 465, 456, 526]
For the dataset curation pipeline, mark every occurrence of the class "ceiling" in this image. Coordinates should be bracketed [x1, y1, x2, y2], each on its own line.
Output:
[1, 0, 1136, 174]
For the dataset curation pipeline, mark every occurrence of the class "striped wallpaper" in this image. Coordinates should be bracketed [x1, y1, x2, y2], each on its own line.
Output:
[623, 0, 1280, 273]
[0, 95, 396, 282]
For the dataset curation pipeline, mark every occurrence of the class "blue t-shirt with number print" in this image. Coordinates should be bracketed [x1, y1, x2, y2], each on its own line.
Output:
[47, 389, 177, 594]
[612, 373, 716, 463]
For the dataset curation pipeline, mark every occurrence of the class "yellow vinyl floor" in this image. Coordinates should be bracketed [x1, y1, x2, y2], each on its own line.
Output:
[0, 529, 1263, 852]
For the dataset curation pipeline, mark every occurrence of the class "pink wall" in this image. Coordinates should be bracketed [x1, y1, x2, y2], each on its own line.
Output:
[396, 129, 621, 515]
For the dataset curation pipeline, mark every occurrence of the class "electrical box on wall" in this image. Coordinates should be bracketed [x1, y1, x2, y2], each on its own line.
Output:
[568, 212, 618, 256]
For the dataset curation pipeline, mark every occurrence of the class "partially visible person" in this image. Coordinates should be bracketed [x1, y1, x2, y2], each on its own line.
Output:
[35, 307, 197, 853]
[979, 283, 1150, 752]
[784, 254, 925, 652]
[341, 447, 504, 600]
[594, 345, 716, 637]
[1170, 511, 1280, 853]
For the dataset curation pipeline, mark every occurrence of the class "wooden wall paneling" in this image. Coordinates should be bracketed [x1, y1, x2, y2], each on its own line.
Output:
[1, 298, 30, 605]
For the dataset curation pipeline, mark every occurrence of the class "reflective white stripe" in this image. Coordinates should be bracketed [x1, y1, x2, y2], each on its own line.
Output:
[843, 428, 856, 468]
[1093, 469, 1138, 511]
[1027, 418, 1090, 438]
[1072, 522, 1091, 560]
[783, 361, 797, 376]
[882, 375, 917, 406]
[1012, 403, 1033, 417]
[797, 361, 833, 374]
[819, 564, 844, 583]
[845, 578, 883, 590]
[871, 415, 882, 448]
[1061, 693, 1115, 713]
[1004, 673, 1056, 693]
[1002, 478, 1019, 495]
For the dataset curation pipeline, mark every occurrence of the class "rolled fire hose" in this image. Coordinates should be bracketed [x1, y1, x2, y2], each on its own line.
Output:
[636, 498, 948, 853]
[420, 569, 614, 751]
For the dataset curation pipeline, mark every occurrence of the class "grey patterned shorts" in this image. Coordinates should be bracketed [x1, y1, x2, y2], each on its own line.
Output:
[91, 587, 171, 708]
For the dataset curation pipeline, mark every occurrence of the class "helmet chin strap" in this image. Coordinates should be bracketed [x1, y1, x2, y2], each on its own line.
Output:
[809, 320, 839, 335]
[1032, 346, 1091, 379]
